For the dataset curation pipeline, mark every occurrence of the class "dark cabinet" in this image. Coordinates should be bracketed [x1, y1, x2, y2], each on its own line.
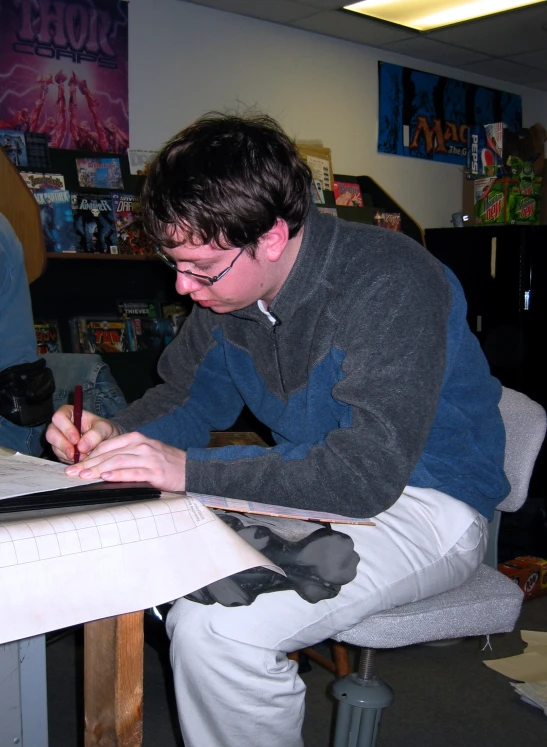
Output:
[425, 225, 547, 498]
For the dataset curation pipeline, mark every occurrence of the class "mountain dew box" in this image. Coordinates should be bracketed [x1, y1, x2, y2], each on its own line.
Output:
[507, 155, 535, 181]
[506, 156, 543, 197]
[474, 178, 514, 224]
[509, 193, 540, 225]
[519, 178, 542, 198]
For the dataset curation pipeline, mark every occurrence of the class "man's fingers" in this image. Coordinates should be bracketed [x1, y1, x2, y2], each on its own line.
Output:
[67, 451, 151, 482]
[47, 408, 120, 461]
[77, 422, 116, 456]
[84, 430, 145, 459]
[63, 434, 186, 493]
[50, 405, 80, 443]
[46, 424, 75, 461]
[52, 444, 74, 465]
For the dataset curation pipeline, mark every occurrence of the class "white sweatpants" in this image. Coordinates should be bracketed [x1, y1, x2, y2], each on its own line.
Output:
[166, 488, 488, 747]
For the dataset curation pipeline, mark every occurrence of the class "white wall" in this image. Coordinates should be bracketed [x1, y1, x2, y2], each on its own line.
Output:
[129, 0, 547, 230]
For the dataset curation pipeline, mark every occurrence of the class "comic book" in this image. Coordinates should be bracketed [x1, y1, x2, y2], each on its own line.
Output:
[127, 149, 157, 176]
[21, 172, 65, 191]
[34, 320, 62, 354]
[71, 193, 118, 254]
[72, 318, 132, 354]
[69, 317, 85, 353]
[0, 129, 28, 167]
[310, 180, 325, 205]
[161, 302, 188, 335]
[317, 206, 338, 217]
[117, 300, 159, 319]
[128, 317, 175, 352]
[333, 181, 364, 207]
[373, 211, 402, 232]
[33, 189, 78, 253]
[111, 193, 154, 256]
[75, 157, 124, 189]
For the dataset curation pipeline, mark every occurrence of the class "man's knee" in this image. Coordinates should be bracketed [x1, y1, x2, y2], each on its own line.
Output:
[166, 598, 218, 660]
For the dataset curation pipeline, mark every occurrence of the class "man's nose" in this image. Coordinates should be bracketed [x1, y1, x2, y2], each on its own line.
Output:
[175, 272, 201, 295]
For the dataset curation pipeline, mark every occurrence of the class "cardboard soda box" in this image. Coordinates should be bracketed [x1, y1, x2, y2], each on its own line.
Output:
[474, 178, 515, 224]
[498, 556, 547, 599]
[506, 155, 543, 200]
[509, 193, 540, 225]
[519, 177, 542, 198]
[467, 123, 505, 179]
[507, 155, 535, 181]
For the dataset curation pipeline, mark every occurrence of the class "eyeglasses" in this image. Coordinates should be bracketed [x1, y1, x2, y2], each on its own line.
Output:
[155, 246, 245, 286]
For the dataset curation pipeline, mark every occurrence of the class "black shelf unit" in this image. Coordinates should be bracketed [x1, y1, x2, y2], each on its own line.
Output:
[29, 253, 186, 403]
[25, 148, 189, 403]
[425, 225, 547, 502]
[333, 174, 425, 246]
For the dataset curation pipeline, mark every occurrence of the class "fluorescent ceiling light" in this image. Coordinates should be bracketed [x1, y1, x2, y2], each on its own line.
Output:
[343, 0, 545, 32]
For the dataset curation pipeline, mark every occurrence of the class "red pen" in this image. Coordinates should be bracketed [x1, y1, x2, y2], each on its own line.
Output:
[73, 385, 83, 464]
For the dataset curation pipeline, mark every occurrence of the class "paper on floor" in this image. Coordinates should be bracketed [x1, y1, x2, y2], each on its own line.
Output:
[484, 630, 547, 716]
[510, 681, 547, 715]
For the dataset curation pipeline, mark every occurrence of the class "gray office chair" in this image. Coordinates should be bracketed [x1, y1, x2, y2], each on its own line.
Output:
[329, 386, 547, 747]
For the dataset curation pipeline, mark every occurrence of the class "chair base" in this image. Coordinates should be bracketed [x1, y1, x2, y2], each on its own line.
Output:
[331, 673, 394, 747]
[421, 636, 464, 647]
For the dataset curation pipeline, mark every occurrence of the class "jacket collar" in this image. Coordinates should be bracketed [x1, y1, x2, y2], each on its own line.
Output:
[231, 205, 338, 325]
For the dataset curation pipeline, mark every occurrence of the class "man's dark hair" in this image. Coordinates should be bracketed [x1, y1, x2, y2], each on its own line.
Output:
[141, 112, 312, 254]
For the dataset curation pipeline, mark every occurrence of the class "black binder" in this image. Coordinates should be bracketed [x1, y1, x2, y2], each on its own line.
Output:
[0, 481, 160, 514]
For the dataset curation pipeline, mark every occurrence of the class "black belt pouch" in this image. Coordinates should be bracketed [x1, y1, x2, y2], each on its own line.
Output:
[0, 359, 55, 426]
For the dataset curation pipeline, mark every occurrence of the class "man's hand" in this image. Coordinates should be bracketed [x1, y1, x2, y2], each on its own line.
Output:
[46, 405, 121, 464]
[64, 432, 187, 493]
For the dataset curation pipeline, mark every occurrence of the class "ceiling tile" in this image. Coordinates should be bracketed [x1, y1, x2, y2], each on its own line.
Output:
[461, 57, 547, 85]
[183, 0, 547, 90]
[183, 0, 317, 24]
[382, 37, 490, 67]
[291, 0, 348, 8]
[428, 5, 547, 57]
[290, 10, 416, 45]
[509, 48, 547, 72]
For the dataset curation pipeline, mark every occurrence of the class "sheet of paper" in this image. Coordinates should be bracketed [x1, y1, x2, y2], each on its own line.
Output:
[0, 452, 102, 500]
[511, 681, 547, 715]
[483, 630, 547, 682]
[0, 494, 281, 643]
[522, 630, 547, 651]
[187, 491, 375, 525]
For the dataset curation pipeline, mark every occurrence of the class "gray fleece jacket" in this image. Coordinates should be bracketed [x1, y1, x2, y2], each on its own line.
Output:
[113, 206, 509, 520]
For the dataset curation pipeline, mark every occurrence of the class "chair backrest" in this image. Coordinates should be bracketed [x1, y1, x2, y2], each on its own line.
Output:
[497, 386, 546, 513]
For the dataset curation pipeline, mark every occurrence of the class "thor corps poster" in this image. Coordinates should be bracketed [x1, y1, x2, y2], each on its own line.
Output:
[377, 61, 522, 166]
[0, 0, 129, 153]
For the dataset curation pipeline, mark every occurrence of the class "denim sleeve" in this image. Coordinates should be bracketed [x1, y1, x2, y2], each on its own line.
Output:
[0, 416, 46, 456]
[0, 213, 38, 370]
[91, 364, 127, 419]
[42, 353, 127, 419]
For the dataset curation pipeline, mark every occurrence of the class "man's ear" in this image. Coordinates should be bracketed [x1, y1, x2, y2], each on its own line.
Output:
[261, 219, 289, 263]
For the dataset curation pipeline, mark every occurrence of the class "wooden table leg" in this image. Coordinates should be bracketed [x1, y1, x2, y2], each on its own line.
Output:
[84, 611, 144, 747]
